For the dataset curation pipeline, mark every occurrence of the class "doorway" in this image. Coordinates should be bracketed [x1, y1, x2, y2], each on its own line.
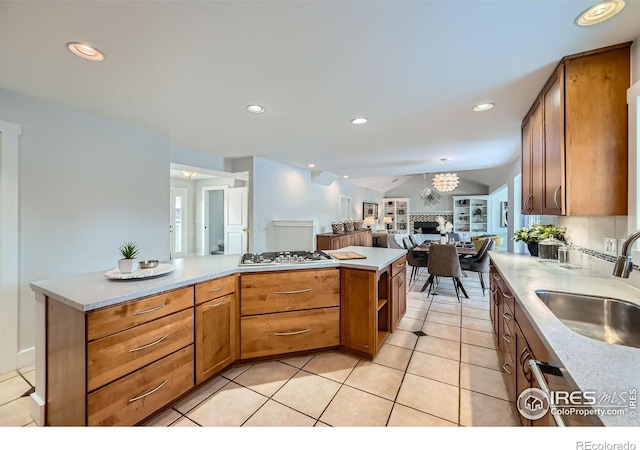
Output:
[204, 187, 225, 255]
[170, 187, 188, 259]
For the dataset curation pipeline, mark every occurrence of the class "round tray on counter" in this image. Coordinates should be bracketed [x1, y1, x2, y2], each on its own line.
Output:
[104, 263, 174, 280]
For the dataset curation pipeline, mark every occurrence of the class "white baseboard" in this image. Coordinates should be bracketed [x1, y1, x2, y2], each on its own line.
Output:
[17, 346, 35, 369]
[30, 392, 45, 426]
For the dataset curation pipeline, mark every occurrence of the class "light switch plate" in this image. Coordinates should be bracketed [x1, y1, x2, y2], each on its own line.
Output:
[604, 237, 617, 256]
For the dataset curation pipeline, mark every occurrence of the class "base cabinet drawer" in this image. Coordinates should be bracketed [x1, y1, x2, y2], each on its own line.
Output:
[88, 309, 194, 391]
[241, 307, 340, 359]
[88, 345, 194, 426]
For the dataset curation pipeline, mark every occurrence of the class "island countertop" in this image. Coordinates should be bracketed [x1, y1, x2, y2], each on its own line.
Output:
[489, 251, 640, 427]
[30, 246, 406, 313]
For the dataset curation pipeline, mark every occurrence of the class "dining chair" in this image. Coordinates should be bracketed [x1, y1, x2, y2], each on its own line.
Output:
[403, 237, 428, 284]
[409, 234, 419, 248]
[460, 238, 495, 295]
[420, 244, 468, 301]
[446, 232, 461, 243]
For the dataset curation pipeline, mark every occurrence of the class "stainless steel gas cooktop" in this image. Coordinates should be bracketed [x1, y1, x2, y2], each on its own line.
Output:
[239, 250, 332, 265]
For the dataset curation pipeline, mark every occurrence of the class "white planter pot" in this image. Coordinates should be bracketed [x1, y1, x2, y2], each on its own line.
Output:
[118, 258, 138, 274]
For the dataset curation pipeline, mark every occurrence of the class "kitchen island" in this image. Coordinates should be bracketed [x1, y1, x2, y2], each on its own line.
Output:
[29, 246, 406, 426]
[489, 252, 640, 427]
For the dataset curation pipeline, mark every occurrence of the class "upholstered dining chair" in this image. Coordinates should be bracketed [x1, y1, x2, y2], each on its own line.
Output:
[403, 237, 428, 284]
[408, 234, 419, 248]
[421, 244, 468, 301]
[460, 238, 495, 296]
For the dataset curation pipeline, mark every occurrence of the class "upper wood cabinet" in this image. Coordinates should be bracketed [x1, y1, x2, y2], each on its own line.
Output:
[521, 42, 631, 216]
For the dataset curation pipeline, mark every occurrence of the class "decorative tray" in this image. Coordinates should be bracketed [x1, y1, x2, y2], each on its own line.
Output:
[104, 263, 174, 280]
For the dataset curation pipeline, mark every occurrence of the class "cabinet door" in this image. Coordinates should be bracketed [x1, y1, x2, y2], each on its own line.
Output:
[195, 293, 237, 384]
[521, 115, 533, 215]
[515, 323, 533, 426]
[530, 102, 544, 215]
[391, 271, 406, 329]
[542, 69, 565, 215]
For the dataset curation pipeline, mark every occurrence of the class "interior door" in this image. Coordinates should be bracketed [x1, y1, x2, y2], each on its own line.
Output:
[170, 188, 188, 259]
[224, 187, 248, 254]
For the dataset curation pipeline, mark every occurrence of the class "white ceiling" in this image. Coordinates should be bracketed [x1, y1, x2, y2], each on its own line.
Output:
[1, 1, 639, 189]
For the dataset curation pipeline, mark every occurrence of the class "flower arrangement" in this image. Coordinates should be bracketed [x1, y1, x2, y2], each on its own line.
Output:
[435, 216, 453, 235]
[512, 223, 566, 244]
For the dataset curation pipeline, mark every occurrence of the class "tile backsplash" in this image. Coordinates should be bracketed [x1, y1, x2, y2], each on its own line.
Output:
[541, 215, 640, 291]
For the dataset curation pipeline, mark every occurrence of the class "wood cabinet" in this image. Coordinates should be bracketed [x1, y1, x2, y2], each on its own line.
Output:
[194, 274, 238, 384]
[521, 42, 631, 216]
[239, 268, 340, 359]
[316, 228, 372, 251]
[47, 286, 196, 426]
[341, 255, 405, 357]
[489, 263, 552, 427]
[391, 257, 407, 330]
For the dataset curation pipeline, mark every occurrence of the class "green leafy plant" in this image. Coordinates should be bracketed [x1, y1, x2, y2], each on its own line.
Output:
[512, 224, 566, 244]
[119, 241, 140, 260]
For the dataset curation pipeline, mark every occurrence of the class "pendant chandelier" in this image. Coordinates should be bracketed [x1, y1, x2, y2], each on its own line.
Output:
[432, 158, 459, 192]
[180, 170, 197, 179]
[419, 174, 441, 206]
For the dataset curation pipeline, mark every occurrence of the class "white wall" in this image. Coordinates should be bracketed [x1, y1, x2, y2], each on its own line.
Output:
[250, 157, 384, 253]
[0, 88, 170, 358]
[170, 144, 226, 172]
[384, 174, 489, 212]
[632, 37, 640, 85]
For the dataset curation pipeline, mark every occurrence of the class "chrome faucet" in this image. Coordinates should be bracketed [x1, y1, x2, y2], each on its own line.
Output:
[612, 230, 640, 278]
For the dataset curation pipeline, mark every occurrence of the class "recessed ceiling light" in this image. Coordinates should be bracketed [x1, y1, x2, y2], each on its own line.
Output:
[246, 105, 265, 114]
[473, 103, 495, 112]
[342, 175, 349, 179]
[351, 118, 368, 125]
[307, 163, 316, 168]
[575, 0, 625, 26]
[66, 42, 104, 61]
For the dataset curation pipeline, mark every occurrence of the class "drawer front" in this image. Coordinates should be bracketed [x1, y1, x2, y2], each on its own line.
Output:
[88, 309, 194, 391]
[501, 287, 515, 315]
[88, 286, 194, 341]
[88, 345, 194, 426]
[241, 269, 339, 315]
[240, 307, 340, 359]
[391, 256, 407, 278]
[195, 274, 236, 305]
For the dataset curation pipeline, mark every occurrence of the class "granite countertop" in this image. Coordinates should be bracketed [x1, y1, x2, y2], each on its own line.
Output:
[30, 247, 406, 313]
[489, 252, 640, 427]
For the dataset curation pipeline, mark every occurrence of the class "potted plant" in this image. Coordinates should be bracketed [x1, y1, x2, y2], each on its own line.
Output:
[512, 224, 566, 256]
[118, 241, 140, 273]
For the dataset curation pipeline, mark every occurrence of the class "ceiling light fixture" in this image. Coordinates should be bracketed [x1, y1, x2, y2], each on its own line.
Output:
[307, 163, 316, 168]
[66, 42, 104, 61]
[473, 103, 495, 112]
[351, 118, 368, 125]
[180, 171, 197, 179]
[575, 0, 625, 26]
[432, 158, 460, 192]
[342, 175, 349, 179]
[246, 105, 265, 114]
[419, 174, 442, 206]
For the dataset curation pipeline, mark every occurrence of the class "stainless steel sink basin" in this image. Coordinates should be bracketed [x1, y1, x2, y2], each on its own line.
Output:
[535, 290, 640, 349]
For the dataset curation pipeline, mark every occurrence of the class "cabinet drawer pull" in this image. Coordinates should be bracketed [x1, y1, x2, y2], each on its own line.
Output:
[273, 329, 311, 336]
[129, 335, 168, 352]
[502, 312, 513, 321]
[502, 363, 512, 375]
[207, 286, 225, 292]
[492, 274, 502, 281]
[274, 288, 312, 295]
[553, 186, 562, 211]
[395, 263, 405, 269]
[502, 333, 512, 344]
[503, 292, 514, 299]
[132, 303, 166, 315]
[128, 379, 168, 403]
[204, 300, 225, 310]
[399, 274, 404, 285]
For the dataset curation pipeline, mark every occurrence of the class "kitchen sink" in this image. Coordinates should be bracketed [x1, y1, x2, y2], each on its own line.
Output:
[535, 290, 640, 349]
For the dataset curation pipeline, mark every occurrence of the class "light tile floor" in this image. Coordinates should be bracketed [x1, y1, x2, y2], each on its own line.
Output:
[0, 268, 521, 427]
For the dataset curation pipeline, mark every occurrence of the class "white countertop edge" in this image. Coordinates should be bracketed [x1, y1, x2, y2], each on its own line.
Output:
[30, 248, 406, 313]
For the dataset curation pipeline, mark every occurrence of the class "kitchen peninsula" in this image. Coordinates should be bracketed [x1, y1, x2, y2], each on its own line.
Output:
[29, 246, 406, 426]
